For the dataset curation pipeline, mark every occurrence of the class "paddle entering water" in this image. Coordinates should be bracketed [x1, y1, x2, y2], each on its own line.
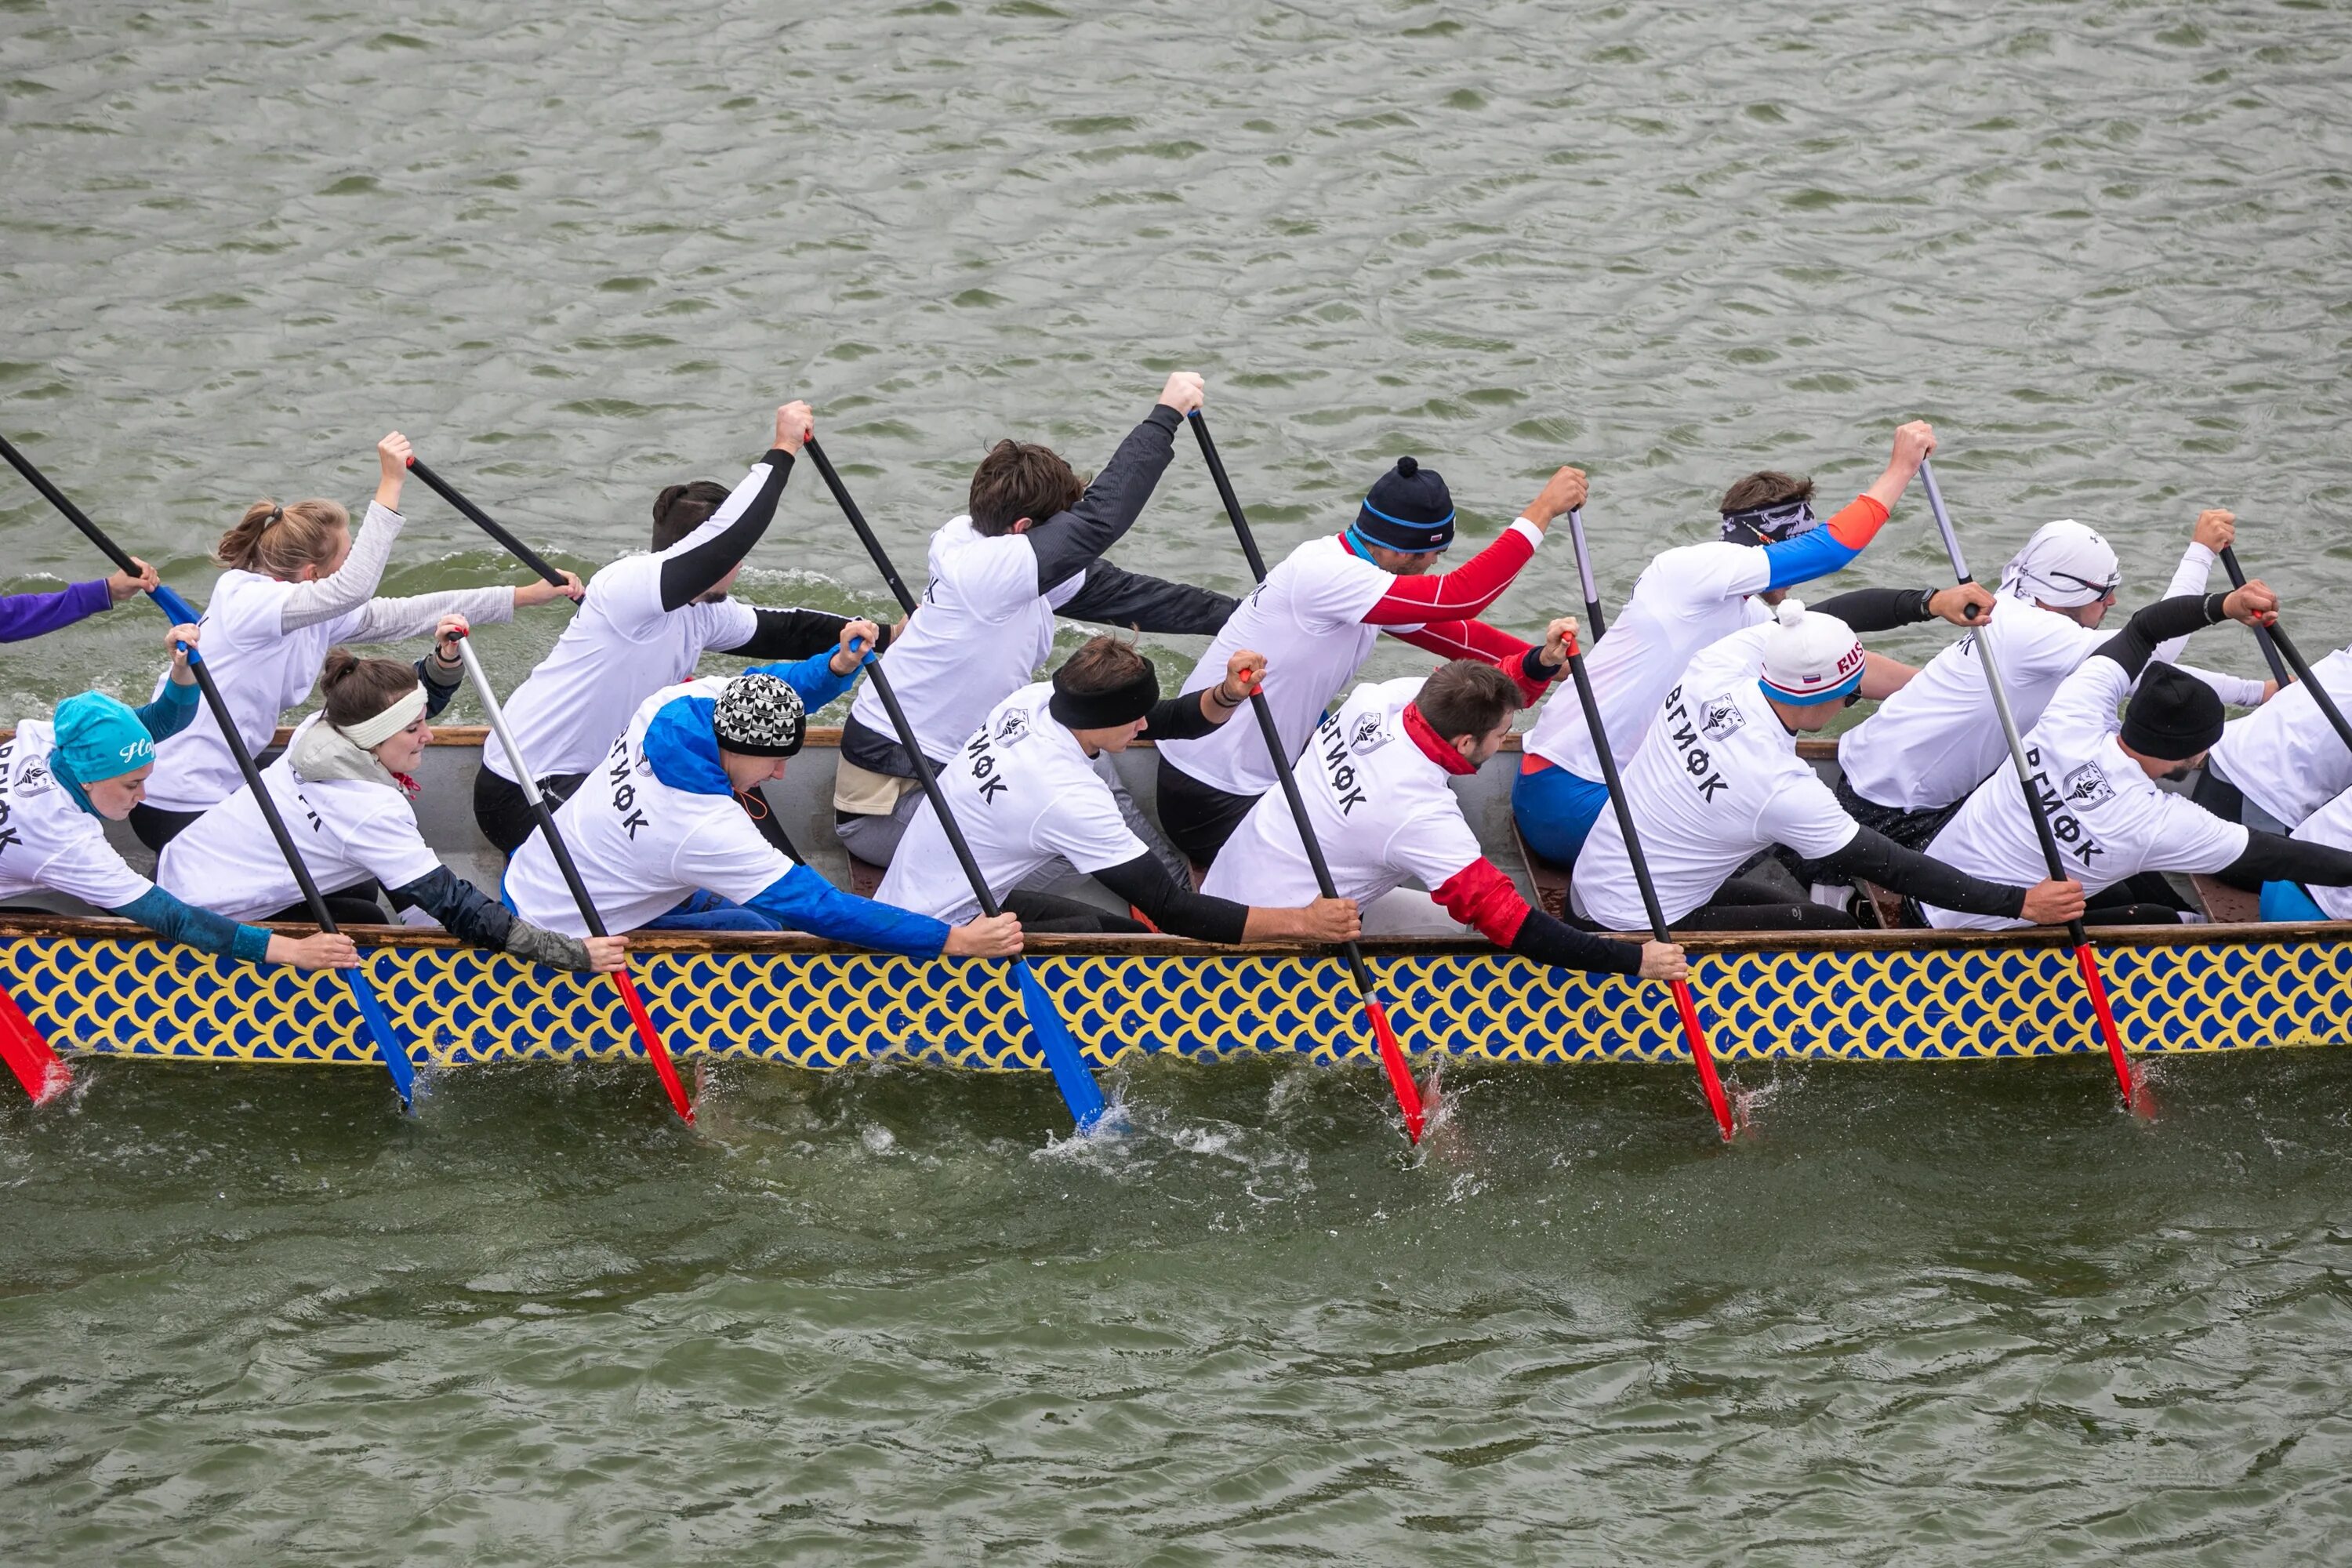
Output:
[800, 434, 1111, 1134]
[452, 633, 693, 1123]
[1185, 412, 1428, 1140]
[1918, 460, 2140, 1112]
[0, 433, 419, 1108]
[1554, 510, 1735, 1138]
[2220, 545, 2352, 757]
[0, 983, 69, 1105]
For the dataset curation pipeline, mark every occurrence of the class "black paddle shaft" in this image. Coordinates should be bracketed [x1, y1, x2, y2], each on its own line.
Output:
[1, 430, 143, 576]
[803, 436, 918, 616]
[1561, 644, 1672, 944]
[2219, 548, 2350, 764]
[1190, 412, 1378, 989]
[403, 456, 568, 588]
[2217, 545, 2293, 688]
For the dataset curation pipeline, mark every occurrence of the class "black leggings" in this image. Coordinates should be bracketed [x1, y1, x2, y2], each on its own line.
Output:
[1671, 874, 1860, 933]
[129, 802, 205, 853]
[1004, 888, 1145, 936]
[1155, 755, 1258, 869]
[474, 766, 586, 857]
[267, 880, 389, 928]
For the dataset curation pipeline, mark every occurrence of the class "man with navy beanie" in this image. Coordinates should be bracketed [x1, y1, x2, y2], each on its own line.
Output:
[1156, 451, 1585, 866]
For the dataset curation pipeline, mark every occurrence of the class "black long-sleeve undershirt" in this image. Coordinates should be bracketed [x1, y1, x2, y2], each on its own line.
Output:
[1091, 852, 1250, 944]
[1057, 557, 1237, 635]
[1809, 586, 1941, 635]
[1510, 909, 1643, 975]
[658, 448, 795, 612]
[387, 866, 513, 949]
[1025, 406, 1182, 591]
[1818, 826, 2027, 918]
[2224, 829, 2352, 890]
[722, 607, 893, 662]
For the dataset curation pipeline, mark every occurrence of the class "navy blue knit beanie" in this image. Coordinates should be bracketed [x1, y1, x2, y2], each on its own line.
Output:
[1352, 456, 1455, 554]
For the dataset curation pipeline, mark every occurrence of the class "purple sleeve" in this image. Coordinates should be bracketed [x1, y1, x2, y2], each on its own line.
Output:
[0, 580, 112, 643]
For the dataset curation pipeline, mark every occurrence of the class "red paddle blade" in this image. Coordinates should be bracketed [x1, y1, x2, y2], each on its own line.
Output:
[615, 968, 692, 1125]
[1363, 997, 1425, 1145]
[2071, 943, 2140, 1111]
[1670, 979, 1735, 1141]
[0, 985, 69, 1105]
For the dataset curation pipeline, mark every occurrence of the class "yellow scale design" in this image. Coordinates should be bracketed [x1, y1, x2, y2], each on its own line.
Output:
[5, 930, 2349, 1069]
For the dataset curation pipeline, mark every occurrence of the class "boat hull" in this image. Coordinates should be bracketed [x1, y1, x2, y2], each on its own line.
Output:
[5, 916, 2347, 1069]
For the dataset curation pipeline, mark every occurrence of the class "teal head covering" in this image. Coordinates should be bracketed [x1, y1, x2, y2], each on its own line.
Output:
[49, 692, 156, 814]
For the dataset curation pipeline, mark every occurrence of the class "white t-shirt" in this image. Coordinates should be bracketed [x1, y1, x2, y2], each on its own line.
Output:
[156, 715, 442, 922]
[1921, 654, 2250, 930]
[0, 720, 154, 910]
[1839, 541, 2241, 811]
[1524, 540, 1771, 779]
[2291, 786, 2352, 920]
[1203, 676, 1484, 909]
[2211, 644, 2352, 830]
[1570, 622, 1862, 929]
[874, 681, 1146, 925]
[1160, 532, 1461, 797]
[484, 463, 779, 782]
[845, 516, 1087, 766]
[503, 677, 794, 936]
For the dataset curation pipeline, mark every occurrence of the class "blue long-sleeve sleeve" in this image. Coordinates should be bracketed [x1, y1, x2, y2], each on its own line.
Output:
[0, 580, 111, 642]
[1758, 494, 1894, 591]
[110, 887, 273, 964]
[745, 863, 949, 957]
[745, 649, 860, 715]
[132, 677, 201, 742]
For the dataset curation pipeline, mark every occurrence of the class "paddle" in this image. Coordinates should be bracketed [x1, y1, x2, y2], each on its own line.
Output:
[800, 434, 1110, 1134]
[0, 985, 68, 1105]
[1566, 506, 1606, 639]
[0, 433, 420, 1107]
[402, 455, 571, 590]
[2216, 546, 2292, 690]
[1918, 459, 2136, 1108]
[1553, 507, 1734, 1137]
[452, 633, 693, 1123]
[2220, 547, 2352, 761]
[1186, 411, 1428, 1141]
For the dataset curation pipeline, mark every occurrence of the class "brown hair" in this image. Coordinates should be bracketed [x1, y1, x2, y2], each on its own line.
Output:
[968, 440, 1083, 537]
[1718, 470, 1815, 516]
[1416, 659, 1519, 742]
[651, 480, 733, 551]
[215, 498, 350, 578]
[319, 648, 421, 730]
[1054, 634, 1152, 695]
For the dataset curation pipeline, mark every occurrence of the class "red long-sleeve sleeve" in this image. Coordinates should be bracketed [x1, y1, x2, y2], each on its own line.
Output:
[1358, 521, 1540, 625]
[1431, 857, 1533, 947]
[1388, 619, 1555, 706]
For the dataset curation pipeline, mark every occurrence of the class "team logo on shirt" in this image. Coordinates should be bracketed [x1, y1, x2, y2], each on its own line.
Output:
[965, 728, 1011, 805]
[1699, 695, 1744, 742]
[1349, 713, 1388, 755]
[993, 710, 1031, 746]
[2062, 762, 2115, 809]
[608, 736, 652, 839]
[1316, 712, 1370, 815]
[2023, 744, 2105, 868]
[12, 756, 49, 795]
[1661, 684, 1730, 804]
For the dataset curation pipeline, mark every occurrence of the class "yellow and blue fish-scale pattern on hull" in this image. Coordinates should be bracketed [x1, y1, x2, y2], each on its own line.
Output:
[2, 932, 2348, 1069]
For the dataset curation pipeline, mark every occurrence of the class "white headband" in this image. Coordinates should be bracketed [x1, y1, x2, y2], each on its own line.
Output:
[333, 684, 427, 751]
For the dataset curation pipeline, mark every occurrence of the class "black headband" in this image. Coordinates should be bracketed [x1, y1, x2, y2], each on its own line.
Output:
[1047, 662, 1160, 729]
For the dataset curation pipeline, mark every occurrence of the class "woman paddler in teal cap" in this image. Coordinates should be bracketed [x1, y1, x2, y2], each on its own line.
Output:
[0, 618, 357, 971]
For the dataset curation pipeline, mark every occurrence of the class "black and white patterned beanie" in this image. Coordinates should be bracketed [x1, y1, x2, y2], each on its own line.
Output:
[712, 673, 806, 757]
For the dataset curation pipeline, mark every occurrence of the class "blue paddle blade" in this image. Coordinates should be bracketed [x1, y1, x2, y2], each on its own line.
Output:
[344, 967, 416, 1109]
[1013, 959, 1106, 1133]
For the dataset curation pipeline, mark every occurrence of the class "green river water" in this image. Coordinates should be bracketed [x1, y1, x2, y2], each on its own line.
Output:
[5, 1, 2352, 1561]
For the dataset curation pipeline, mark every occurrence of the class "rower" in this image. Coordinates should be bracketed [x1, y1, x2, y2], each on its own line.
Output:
[505, 619, 1022, 953]
[1156, 449, 1585, 867]
[0, 620, 353, 973]
[474, 401, 873, 855]
[159, 628, 625, 971]
[2260, 783, 2352, 922]
[834, 372, 1236, 867]
[1836, 510, 2270, 851]
[2196, 632, 2352, 838]
[1570, 600, 2088, 932]
[1920, 584, 2352, 927]
[875, 637, 1361, 940]
[135, 432, 583, 851]
[2, 555, 159, 643]
[1203, 644, 1687, 978]
[1515, 420, 1940, 869]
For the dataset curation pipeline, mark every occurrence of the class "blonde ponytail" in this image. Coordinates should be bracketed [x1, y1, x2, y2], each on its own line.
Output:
[214, 497, 350, 579]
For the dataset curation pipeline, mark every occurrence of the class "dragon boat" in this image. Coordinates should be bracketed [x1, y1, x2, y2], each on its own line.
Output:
[2, 728, 2347, 1075]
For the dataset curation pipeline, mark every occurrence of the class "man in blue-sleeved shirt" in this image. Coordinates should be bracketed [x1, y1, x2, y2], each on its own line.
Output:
[503, 619, 1023, 954]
